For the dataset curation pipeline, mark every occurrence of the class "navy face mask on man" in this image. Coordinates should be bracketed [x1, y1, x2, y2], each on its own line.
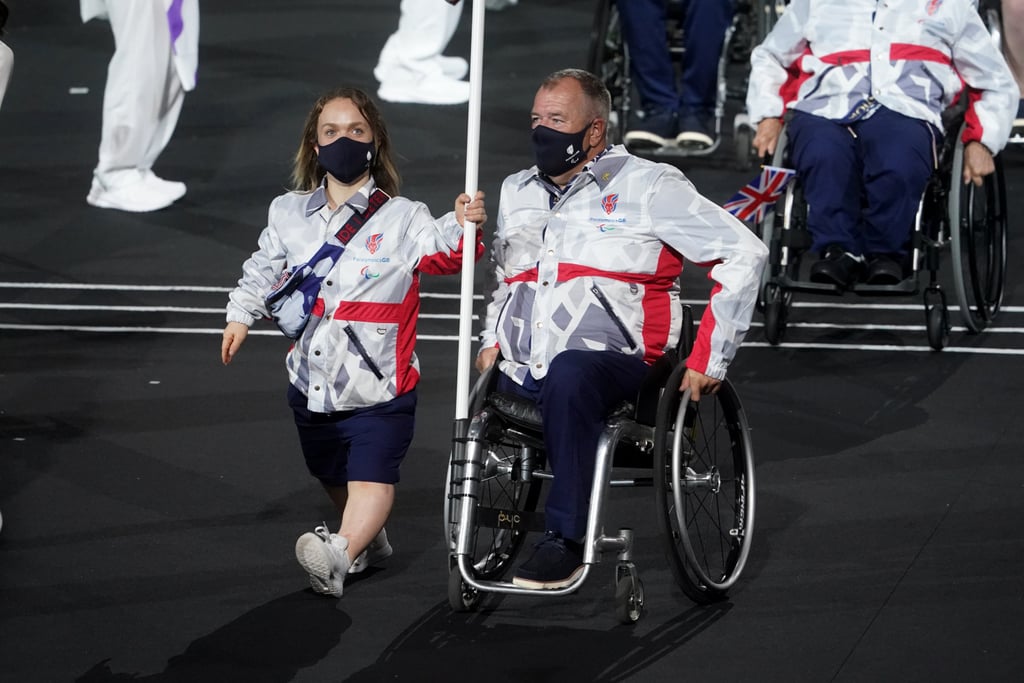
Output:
[531, 121, 593, 177]
[317, 136, 374, 184]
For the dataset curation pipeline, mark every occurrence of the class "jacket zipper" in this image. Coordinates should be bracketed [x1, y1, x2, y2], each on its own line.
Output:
[343, 325, 385, 380]
[590, 284, 638, 350]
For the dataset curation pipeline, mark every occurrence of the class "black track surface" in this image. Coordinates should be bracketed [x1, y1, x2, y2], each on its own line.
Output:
[1, 2, 1022, 681]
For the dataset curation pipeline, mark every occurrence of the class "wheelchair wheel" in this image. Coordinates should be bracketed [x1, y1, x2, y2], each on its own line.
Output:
[445, 377, 545, 586]
[925, 299, 949, 351]
[587, 0, 628, 144]
[948, 132, 1007, 333]
[734, 121, 754, 172]
[653, 368, 755, 604]
[448, 566, 481, 612]
[614, 563, 645, 625]
[761, 282, 788, 345]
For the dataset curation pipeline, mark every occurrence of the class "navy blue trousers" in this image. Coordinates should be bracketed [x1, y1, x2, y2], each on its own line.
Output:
[617, 0, 735, 117]
[787, 107, 939, 257]
[496, 350, 650, 540]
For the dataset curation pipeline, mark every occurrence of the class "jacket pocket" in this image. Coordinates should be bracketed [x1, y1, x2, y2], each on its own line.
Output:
[590, 283, 638, 350]
[343, 324, 385, 380]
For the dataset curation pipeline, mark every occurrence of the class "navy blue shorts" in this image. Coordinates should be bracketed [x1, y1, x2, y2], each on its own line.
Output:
[288, 385, 416, 486]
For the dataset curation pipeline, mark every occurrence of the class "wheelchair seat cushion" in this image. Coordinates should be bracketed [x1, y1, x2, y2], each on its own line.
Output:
[486, 391, 544, 431]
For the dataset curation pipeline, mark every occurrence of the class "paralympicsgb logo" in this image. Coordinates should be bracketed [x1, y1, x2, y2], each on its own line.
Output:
[365, 233, 384, 254]
[601, 193, 619, 215]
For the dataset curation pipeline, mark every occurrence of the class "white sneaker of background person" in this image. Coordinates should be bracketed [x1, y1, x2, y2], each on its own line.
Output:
[86, 168, 185, 213]
[374, 0, 470, 106]
[378, 72, 470, 106]
[295, 525, 352, 598]
[374, 55, 467, 85]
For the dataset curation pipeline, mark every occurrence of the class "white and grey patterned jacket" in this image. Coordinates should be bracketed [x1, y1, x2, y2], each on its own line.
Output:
[227, 178, 477, 413]
[480, 145, 768, 384]
[747, 0, 1018, 152]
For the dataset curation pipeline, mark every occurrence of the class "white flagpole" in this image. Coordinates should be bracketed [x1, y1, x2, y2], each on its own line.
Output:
[454, 0, 485, 421]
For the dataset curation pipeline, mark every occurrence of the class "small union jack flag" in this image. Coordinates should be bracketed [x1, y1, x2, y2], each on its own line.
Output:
[722, 165, 796, 223]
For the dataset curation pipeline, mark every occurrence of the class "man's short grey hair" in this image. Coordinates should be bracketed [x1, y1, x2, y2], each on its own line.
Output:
[540, 68, 612, 122]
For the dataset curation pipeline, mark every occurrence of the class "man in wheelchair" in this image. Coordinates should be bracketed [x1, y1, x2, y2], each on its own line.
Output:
[474, 68, 767, 590]
[747, 0, 1017, 289]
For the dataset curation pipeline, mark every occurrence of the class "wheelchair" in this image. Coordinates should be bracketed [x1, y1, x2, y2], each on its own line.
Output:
[756, 107, 1008, 350]
[586, 0, 755, 162]
[445, 308, 756, 624]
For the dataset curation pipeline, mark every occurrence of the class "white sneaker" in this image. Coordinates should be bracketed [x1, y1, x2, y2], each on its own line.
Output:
[141, 170, 186, 203]
[378, 76, 470, 105]
[295, 525, 351, 598]
[87, 172, 178, 213]
[374, 56, 468, 84]
[348, 528, 393, 574]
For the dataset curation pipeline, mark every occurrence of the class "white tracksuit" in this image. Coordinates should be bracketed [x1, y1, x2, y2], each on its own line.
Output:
[81, 0, 199, 187]
[375, 0, 462, 83]
[0, 39, 11, 110]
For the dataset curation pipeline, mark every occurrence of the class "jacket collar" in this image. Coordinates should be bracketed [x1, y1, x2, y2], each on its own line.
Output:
[304, 176, 377, 217]
[522, 144, 630, 194]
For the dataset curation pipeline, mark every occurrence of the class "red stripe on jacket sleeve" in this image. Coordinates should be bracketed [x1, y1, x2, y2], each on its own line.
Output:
[685, 275, 723, 374]
[417, 231, 486, 275]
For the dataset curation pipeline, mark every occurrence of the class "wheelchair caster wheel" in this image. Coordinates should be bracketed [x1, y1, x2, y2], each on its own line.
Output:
[925, 301, 949, 351]
[448, 566, 481, 612]
[762, 283, 788, 345]
[924, 287, 950, 351]
[734, 125, 754, 172]
[614, 568, 644, 624]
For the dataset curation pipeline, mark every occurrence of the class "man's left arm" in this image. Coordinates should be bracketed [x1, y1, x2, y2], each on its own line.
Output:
[951, 9, 1020, 159]
[648, 171, 768, 384]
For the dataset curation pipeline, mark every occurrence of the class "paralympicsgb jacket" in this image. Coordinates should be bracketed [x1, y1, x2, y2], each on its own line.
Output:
[747, 0, 1018, 152]
[227, 179, 479, 413]
[480, 145, 768, 384]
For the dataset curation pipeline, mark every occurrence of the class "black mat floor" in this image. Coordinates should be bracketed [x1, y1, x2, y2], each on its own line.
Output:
[1, 2, 1022, 681]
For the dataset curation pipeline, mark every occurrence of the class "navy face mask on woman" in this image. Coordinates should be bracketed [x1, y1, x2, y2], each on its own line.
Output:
[531, 121, 593, 177]
[317, 136, 374, 184]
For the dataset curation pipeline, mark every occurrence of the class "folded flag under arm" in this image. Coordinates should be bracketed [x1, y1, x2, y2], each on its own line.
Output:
[722, 165, 796, 223]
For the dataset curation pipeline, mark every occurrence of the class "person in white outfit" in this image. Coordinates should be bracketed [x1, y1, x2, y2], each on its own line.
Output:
[0, 0, 7, 534]
[374, 0, 470, 105]
[81, 0, 199, 212]
[0, 0, 11, 112]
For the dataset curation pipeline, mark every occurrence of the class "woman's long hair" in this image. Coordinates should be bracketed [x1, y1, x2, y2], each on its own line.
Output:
[291, 87, 400, 196]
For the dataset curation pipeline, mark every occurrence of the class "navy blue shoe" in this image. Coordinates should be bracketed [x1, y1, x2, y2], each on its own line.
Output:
[864, 254, 904, 285]
[809, 244, 865, 289]
[676, 111, 714, 149]
[512, 531, 585, 590]
[624, 109, 677, 150]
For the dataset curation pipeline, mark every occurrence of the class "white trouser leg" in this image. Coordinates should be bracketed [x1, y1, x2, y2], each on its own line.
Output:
[94, 0, 180, 188]
[140, 64, 185, 173]
[376, 0, 463, 82]
[0, 41, 12, 111]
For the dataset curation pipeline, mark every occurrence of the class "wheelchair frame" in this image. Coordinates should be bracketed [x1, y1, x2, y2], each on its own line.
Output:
[445, 308, 756, 624]
[756, 111, 1008, 350]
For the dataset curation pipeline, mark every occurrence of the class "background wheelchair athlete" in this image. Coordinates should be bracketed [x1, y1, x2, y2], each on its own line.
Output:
[747, 0, 1017, 291]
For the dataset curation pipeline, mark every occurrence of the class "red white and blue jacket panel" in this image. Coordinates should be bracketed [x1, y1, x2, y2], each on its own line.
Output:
[227, 179, 478, 412]
[747, 0, 1018, 152]
[480, 146, 768, 383]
